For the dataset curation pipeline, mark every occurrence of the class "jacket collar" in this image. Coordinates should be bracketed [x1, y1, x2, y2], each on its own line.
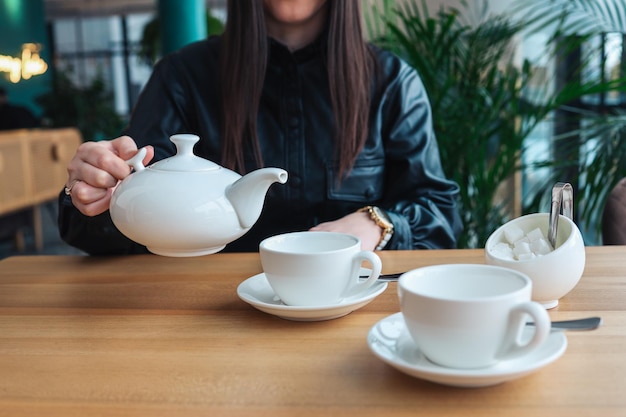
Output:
[268, 30, 328, 66]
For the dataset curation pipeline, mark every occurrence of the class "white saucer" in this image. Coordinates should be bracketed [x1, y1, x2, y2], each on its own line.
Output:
[368, 312, 567, 388]
[237, 273, 388, 321]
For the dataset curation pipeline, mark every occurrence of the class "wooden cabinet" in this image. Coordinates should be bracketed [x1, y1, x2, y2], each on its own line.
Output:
[28, 129, 82, 204]
[0, 128, 82, 249]
[0, 134, 29, 214]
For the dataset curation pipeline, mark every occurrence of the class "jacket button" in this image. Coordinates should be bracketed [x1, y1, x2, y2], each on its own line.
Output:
[364, 187, 375, 199]
[290, 176, 301, 187]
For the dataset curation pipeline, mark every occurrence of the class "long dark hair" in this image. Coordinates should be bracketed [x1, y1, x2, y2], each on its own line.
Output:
[219, 0, 373, 179]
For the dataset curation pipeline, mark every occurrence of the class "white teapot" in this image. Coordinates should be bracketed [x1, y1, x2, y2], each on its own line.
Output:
[109, 134, 288, 257]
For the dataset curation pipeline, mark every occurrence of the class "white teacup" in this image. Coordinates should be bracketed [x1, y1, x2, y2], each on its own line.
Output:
[398, 264, 551, 369]
[259, 232, 382, 306]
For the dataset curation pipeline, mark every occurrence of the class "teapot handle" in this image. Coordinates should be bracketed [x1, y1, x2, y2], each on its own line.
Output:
[124, 147, 148, 172]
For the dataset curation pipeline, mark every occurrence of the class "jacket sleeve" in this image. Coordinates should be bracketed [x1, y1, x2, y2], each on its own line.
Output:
[57, 192, 149, 255]
[378, 59, 463, 249]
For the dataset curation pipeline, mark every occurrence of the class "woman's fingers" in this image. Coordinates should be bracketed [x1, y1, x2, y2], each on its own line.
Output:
[65, 136, 154, 217]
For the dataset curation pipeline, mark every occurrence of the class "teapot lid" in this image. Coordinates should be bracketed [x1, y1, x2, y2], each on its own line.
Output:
[150, 134, 220, 171]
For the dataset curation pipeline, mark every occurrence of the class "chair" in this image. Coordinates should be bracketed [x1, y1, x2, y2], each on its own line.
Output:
[602, 178, 626, 245]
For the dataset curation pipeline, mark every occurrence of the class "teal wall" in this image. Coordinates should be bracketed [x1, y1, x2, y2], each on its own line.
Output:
[0, 0, 52, 116]
[158, 0, 208, 55]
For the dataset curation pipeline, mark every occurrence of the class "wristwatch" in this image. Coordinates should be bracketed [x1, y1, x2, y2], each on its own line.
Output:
[358, 206, 394, 250]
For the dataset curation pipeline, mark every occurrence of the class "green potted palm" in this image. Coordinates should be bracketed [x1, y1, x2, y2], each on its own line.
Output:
[366, 0, 626, 247]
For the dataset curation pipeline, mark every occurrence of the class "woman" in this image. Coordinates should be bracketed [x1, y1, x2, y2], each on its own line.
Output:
[59, 0, 462, 254]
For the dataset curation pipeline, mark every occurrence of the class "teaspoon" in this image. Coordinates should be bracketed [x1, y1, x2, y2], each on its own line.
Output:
[529, 316, 602, 331]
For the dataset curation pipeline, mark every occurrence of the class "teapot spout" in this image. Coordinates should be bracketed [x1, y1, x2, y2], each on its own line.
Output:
[225, 167, 288, 229]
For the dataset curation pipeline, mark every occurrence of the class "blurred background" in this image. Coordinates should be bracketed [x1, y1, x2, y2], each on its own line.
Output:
[1, 0, 625, 259]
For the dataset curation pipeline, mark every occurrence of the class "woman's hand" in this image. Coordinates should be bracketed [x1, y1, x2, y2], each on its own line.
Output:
[309, 211, 382, 251]
[64, 136, 154, 217]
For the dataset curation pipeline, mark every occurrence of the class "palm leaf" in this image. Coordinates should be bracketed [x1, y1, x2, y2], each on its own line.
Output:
[516, 0, 626, 34]
[513, 0, 626, 239]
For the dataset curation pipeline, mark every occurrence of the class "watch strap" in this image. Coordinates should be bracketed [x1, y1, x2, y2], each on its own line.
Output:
[358, 206, 394, 250]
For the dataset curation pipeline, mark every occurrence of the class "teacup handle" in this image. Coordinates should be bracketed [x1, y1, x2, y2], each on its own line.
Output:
[343, 251, 382, 298]
[498, 301, 551, 361]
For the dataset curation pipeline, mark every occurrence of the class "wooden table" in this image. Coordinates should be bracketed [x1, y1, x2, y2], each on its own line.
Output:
[0, 247, 625, 416]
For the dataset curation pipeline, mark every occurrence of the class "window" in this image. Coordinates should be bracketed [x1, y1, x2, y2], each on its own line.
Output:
[49, 13, 154, 117]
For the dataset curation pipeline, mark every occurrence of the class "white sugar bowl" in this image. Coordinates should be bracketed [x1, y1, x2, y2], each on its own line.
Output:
[485, 213, 585, 309]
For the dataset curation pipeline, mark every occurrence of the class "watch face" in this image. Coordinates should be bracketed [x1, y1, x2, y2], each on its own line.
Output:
[373, 207, 392, 227]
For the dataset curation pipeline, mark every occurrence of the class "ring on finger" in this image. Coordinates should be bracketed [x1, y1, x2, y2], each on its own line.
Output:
[64, 179, 81, 196]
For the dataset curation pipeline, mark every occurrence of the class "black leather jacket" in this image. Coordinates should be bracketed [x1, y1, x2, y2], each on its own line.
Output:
[58, 35, 462, 254]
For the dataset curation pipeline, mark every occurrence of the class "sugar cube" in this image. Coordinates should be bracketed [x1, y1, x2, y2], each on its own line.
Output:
[503, 225, 524, 244]
[494, 223, 555, 261]
[517, 252, 537, 261]
[512, 240, 532, 258]
[492, 242, 515, 260]
[526, 227, 545, 242]
[530, 238, 553, 255]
